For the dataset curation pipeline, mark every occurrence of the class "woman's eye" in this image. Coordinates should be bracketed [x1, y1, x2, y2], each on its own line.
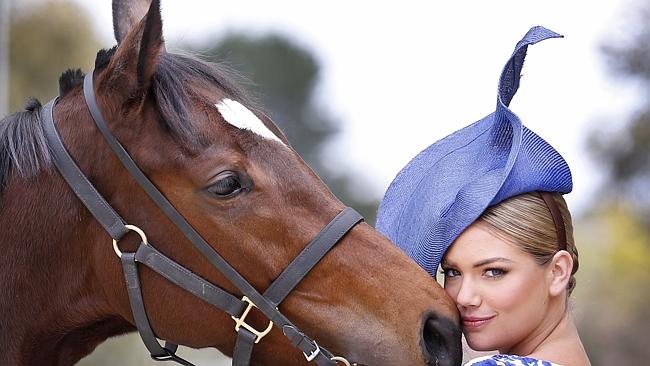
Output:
[209, 173, 243, 197]
[484, 268, 507, 278]
[440, 268, 460, 278]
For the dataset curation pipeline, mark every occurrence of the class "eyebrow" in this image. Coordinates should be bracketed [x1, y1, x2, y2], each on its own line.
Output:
[441, 257, 514, 269]
[440, 257, 514, 268]
[472, 257, 514, 268]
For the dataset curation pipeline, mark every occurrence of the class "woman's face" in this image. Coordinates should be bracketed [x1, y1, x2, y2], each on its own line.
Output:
[440, 221, 553, 353]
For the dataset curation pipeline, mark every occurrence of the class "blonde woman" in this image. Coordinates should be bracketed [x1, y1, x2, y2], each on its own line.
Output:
[377, 26, 591, 366]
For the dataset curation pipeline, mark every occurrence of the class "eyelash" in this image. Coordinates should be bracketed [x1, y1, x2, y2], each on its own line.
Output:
[439, 267, 509, 279]
[440, 268, 460, 278]
[484, 268, 508, 278]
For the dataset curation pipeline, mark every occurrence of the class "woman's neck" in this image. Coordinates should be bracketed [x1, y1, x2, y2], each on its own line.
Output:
[501, 306, 591, 366]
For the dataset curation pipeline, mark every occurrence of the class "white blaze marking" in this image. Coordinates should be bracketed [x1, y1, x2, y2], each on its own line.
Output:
[215, 98, 283, 144]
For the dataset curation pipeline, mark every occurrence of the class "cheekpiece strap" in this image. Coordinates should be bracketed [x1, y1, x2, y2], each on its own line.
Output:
[41, 98, 129, 240]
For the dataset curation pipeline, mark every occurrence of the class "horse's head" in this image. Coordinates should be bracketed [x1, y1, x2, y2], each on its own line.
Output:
[44, 1, 461, 365]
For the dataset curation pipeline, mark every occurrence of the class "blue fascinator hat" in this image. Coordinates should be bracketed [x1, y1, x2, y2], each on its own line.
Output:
[376, 26, 573, 276]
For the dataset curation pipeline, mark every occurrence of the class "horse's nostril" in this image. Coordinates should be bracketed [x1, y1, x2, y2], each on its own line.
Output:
[422, 314, 463, 366]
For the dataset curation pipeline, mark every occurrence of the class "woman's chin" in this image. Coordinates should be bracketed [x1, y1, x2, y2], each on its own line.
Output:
[465, 336, 496, 353]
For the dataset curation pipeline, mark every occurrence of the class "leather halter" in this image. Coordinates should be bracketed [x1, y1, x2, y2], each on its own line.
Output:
[41, 70, 363, 366]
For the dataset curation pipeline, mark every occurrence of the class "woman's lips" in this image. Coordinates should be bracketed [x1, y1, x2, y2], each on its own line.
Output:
[461, 315, 496, 330]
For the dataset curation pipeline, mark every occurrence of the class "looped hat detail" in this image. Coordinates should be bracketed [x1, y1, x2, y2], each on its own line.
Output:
[376, 26, 572, 276]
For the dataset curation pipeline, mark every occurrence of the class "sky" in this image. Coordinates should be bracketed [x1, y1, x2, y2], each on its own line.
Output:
[70, 0, 639, 215]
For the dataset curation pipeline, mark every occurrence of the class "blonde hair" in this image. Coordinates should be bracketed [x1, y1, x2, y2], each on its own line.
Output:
[478, 192, 579, 296]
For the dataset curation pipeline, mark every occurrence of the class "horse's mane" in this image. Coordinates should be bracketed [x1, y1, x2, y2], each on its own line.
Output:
[0, 48, 253, 197]
[0, 98, 51, 194]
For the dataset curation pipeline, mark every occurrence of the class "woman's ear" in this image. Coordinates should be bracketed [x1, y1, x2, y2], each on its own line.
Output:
[548, 250, 573, 297]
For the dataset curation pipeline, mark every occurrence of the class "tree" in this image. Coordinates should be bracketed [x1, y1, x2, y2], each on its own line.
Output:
[576, 3, 650, 363]
[7, 0, 100, 113]
[589, 5, 650, 218]
[188, 34, 379, 223]
[574, 205, 650, 363]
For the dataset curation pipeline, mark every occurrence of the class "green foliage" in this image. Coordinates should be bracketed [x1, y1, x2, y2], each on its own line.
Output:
[202, 34, 334, 172]
[574, 205, 650, 363]
[8, 1, 100, 113]
[590, 6, 650, 214]
[577, 5, 650, 362]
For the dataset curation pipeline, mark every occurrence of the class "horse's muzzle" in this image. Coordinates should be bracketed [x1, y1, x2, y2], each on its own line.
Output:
[422, 314, 463, 366]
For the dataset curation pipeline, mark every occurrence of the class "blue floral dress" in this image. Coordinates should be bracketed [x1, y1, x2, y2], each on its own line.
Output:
[465, 354, 562, 366]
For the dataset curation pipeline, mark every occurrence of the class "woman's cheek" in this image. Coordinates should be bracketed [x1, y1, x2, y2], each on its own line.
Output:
[442, 280, 459, 302]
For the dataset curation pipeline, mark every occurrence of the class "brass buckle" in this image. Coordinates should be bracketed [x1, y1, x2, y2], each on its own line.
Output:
[303, 341, 321, 362]
[231, 296, 273, 344]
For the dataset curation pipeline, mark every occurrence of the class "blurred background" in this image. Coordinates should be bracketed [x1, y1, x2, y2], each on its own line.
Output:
[1, 0, 649, 364]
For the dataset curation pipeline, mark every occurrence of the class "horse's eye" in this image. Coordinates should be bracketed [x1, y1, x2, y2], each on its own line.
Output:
[209, 172, 243, 198]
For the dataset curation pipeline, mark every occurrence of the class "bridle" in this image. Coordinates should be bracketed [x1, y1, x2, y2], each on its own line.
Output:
[41, 70, 363, 366]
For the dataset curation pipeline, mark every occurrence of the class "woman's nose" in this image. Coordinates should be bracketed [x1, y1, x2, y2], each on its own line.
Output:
[454, 278, 481, 308]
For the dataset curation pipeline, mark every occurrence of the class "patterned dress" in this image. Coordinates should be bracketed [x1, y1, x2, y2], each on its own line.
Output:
[465, 354, 562, 366]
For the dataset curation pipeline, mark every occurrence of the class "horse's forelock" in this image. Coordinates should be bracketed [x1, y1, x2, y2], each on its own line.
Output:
[149, 52, 258, 153]
[95, 46, 118, 71]
[59, 69, 85, 98]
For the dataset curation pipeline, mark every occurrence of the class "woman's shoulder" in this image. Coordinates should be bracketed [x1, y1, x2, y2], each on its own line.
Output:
[464, 354, 562, 366]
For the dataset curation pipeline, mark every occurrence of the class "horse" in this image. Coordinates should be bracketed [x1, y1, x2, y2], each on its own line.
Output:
[0, 1, 461, 365]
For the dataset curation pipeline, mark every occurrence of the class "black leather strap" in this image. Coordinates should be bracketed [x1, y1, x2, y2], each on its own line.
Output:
[264, 207, 363, 307]
[122, 251, 196, 366]
[121, 252, 176, 358]
[134, 243, 246, 318]
[232, 325, 336, 366]
[41, 99, 129, 240]
[232, 329, 256, 366]
[283, 325, 335, 365]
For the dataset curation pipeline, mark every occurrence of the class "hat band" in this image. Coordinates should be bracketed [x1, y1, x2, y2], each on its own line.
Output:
[539, 192, 567, 251]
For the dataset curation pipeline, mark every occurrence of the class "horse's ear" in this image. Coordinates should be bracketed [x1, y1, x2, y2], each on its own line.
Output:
[104, 0, 164, 98]
[113, 0, 153, 44]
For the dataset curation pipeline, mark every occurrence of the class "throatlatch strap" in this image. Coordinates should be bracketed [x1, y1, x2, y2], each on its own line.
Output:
[41, 99, 128, 240]
[121, 252, 194, 366]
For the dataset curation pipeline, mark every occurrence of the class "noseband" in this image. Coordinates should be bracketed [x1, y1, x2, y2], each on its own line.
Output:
[41, 70, 363, 366]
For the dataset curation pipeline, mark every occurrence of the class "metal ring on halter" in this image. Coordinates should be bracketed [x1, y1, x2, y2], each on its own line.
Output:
[112, 225, 148, 258]
[331, 356, 352, 366]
